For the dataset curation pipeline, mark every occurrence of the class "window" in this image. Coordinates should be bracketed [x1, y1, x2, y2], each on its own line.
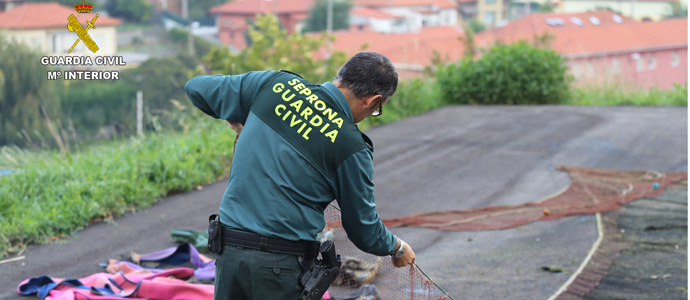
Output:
[636, 56, 644, 72]
[485, 0, 496, 4]
[484, 11, 495, 25]
[51, 32, 75, 54]
[648, 54, 656, 70]
[671, 52, 679, 68]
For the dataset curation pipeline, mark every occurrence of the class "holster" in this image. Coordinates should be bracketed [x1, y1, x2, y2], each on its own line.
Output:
[207, 214, 222, 254]
[298, 241, 341, 300]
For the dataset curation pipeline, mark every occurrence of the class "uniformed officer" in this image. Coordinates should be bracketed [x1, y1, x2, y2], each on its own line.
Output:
[185, 52, 416, 300]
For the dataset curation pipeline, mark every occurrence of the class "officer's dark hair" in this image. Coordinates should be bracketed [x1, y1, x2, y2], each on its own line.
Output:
[335, 52, 398, 101]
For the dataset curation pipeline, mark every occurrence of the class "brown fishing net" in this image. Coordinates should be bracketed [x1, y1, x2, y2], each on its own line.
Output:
[323, 205, 451, 300]
[380, 166, 687, 231]
[323, 166, 687, 299]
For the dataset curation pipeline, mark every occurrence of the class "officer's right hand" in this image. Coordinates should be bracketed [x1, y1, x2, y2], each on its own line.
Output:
[391, 239, 415, 268]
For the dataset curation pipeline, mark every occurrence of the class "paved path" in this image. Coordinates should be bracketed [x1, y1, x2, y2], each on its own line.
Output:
[1, 106, 686, 300]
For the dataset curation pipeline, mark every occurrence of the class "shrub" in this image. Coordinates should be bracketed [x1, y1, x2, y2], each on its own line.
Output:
[437, 41, 572, 105]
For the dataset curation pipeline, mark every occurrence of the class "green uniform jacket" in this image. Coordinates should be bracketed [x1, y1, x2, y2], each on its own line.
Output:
[185, 70, 397, 256]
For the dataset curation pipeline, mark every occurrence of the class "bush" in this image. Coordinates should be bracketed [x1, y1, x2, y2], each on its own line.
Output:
[60, 79, 137, 139]
[437, 41, 572, 105]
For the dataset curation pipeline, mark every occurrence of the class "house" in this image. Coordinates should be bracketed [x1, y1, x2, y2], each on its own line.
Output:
[0, 2, 121, 56]
[210, 0, 314, 50]
[349, 6, 408, 33]
[475, 0, 511, 26]
[477, 11, 687, 89]
[352, 0, 459, 32]
[457, 0, 478, 23]
[325, 25, 466, 78]
[559, 0, 684, 21]
[0, 0, 24, 12]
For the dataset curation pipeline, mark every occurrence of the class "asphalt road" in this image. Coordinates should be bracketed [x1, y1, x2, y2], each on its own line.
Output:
[1, 106, 687, 300]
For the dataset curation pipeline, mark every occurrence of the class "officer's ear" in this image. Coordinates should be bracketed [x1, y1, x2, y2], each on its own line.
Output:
[362, 93, 382, 110]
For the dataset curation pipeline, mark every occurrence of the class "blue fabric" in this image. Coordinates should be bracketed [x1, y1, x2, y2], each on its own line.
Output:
[18, 276, 90, 298]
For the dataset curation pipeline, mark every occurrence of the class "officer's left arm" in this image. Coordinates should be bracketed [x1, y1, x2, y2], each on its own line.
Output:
[185, 71, 276, 124]
[333, 149, 398, 257]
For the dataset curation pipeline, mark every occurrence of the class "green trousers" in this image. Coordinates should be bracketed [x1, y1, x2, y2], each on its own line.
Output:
[214, 245, 303, 300]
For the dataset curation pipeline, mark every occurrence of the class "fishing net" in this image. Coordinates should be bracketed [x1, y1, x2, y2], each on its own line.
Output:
[322, 166, 686, 300]
[322, 205, 451, 300]
[379, 166, 687, 231]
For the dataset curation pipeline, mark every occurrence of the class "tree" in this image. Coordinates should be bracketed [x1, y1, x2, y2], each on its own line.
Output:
[105, 0, 153, 23]
[302, 0, 352, 33]
[203, 14, 348, 84]
[459, 23, 478, 58]
[665, 1, 688, 18]
[0, 36, 61, 147]
[123, 56, 194, 131]
[537, 3, 556, 12]
[467, 18, 486, 34]
[27, 0, 75, 6]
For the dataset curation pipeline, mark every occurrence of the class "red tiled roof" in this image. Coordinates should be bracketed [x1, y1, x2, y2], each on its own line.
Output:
[490, 10, 636, 36]
[210, 0, 314, 15]
[354, 0, 457, 9]
[350, 6, 399, 19]
[478, 17, 688, 57]
[0, 2, 121, 29]
[323, 26, 465, 67]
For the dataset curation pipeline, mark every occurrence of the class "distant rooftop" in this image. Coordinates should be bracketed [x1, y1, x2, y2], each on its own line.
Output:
[354, 0, 458, 9]
[210, 0, 314, 15]
[479, 14, 687, 57]
[0, 2, 120, 29]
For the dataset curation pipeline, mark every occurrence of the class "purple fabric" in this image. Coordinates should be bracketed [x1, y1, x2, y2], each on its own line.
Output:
[126, 243, 216, 281]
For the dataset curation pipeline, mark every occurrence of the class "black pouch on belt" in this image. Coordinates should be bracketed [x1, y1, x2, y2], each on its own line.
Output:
[207, 214, 222, 254]
[298, 241, 342, 300]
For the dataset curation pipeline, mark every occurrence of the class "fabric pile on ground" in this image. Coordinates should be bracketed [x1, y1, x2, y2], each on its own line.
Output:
[17, 243, 215, 300]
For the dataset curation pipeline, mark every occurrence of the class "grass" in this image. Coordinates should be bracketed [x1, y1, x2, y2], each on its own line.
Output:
[567, 83, 688, 106]
[0, 116, 236, 257]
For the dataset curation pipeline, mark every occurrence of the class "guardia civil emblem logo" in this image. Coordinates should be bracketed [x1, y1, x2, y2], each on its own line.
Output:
[67, 1, 99, 53]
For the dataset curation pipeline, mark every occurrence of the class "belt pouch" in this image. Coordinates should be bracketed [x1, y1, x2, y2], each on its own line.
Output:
[208, 214, 222, 254]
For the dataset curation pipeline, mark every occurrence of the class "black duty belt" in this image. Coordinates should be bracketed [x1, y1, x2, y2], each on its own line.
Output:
[221, 225, 317, 257]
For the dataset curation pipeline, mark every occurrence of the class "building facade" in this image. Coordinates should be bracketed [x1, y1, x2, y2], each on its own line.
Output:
[0, 2, 120, 56]
[477, 11, 687, 89]
[210, 0, 313, 50]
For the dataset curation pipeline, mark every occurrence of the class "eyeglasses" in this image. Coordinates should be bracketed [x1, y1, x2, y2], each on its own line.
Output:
[371, 91, 383, 117]
[371, 99, 383, 117]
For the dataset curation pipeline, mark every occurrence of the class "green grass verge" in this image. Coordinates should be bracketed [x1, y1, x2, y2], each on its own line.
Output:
[567, 83, 688, 106]
[0, 78, 445, 258]
[0, 116, 235, 257]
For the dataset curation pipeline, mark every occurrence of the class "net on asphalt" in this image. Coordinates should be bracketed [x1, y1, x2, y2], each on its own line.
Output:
[323, 205, 451, 300]
[379, 166, 687, 231]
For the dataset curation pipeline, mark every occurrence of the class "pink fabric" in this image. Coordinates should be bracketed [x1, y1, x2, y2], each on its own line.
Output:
[108, 273, 214, 300]
[18, 268, 210, 300]
[47, 289, 147, 300]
